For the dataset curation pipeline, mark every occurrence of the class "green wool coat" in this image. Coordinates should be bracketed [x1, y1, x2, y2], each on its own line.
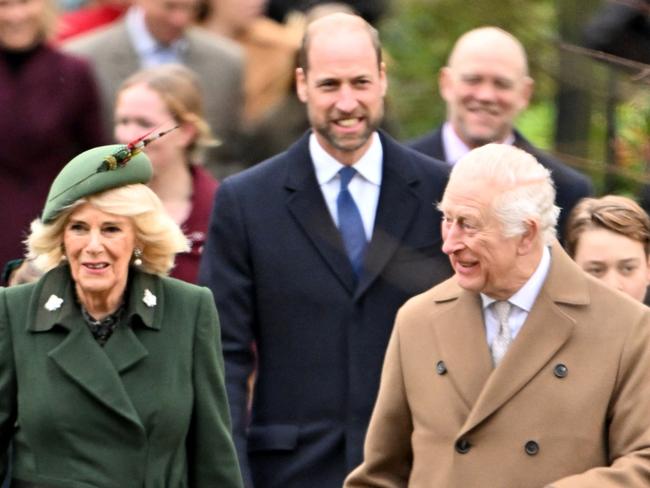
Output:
[0, 265, 243, 488]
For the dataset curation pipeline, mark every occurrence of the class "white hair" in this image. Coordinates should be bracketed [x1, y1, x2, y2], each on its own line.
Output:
[449, 143, 559, 244]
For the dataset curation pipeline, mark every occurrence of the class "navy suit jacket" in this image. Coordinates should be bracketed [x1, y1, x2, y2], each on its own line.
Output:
[199, 131, 452, 488]
[409, 127, 594, 241]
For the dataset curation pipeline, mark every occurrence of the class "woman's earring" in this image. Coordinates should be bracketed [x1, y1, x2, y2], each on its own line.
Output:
[133, 248, 143, 267]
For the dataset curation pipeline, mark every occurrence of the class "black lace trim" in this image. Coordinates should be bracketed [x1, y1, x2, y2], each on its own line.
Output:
[81, 304, 125, 347]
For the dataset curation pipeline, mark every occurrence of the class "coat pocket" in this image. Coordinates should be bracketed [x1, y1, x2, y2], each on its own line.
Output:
[247, 424, 299, 452]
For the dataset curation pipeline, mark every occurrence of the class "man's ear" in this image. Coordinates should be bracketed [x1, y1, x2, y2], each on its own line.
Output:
[438, 67, 452, 102]
[518, 76, 534, 112]
[296, 67, 308, 103]
[517, 219, 539, 255]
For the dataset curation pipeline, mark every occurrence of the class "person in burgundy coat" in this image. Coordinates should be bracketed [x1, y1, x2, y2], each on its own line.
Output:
[0, 0, 105, 274]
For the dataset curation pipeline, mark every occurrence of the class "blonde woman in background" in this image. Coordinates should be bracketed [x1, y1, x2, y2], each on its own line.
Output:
[114, 64, 218, 283]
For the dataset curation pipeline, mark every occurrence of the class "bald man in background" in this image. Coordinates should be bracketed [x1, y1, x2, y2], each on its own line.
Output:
[410, 27, 592, 241]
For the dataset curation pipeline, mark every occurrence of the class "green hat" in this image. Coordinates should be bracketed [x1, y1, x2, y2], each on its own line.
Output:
[42, 144, 153, 223]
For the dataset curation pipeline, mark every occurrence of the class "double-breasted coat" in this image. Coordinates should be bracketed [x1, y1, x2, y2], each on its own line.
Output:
[198, 130, 453, 487]
[345, 244, 650, 487]
[0, 265, 243, 488]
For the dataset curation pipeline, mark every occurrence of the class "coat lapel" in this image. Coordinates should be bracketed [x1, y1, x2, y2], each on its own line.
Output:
[430, 279, 493, 412]
[355, 134, 422, 298]
[285, 133, 358, 293]
[29, 266, 163, 430]
[103, 270, 161, 374]
[48, 322, 144, 429]
[459, 243, 590, 436]
[286, 132, 430, 296]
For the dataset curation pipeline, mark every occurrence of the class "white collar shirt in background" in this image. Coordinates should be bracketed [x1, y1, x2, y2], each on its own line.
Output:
[126, 7, 188, 67]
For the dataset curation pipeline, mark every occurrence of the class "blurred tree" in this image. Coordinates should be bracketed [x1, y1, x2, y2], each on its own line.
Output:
[554, 0, 600, 159]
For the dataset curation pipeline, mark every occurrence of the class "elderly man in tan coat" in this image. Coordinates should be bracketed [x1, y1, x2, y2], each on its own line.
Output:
[345, 143, 650, 487]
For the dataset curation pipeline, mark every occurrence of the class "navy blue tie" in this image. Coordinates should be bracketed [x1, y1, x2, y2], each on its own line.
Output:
[337, 167, 367, 278]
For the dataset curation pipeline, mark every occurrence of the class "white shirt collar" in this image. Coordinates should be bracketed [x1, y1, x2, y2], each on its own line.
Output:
[311, 132, 383, 186]
[442, 122, 516, 165]
[125, 6, 188, 60]
[481, 245, 552, 312]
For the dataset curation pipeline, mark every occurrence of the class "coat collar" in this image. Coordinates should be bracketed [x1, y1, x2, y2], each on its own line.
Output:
[283, 130, 425, 297]
[429, 242, 590, 433]
[27, 265, 165, 429]
[30, 264, 162, 333]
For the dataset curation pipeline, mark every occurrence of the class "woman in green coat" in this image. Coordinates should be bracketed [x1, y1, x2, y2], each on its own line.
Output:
[0, 142, 243, 488]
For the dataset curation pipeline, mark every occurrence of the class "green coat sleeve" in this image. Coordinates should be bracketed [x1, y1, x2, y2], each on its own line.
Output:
[187, 286, 243, 488]
[0, 289, 17, 480]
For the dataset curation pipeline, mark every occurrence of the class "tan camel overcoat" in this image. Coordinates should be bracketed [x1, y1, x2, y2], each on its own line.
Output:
[346, 244, 650, 487]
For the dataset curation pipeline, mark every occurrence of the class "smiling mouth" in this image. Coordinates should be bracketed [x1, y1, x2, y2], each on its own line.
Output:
[335, 117, 363, 127]
[455, 258, 478, 272]
[467, 105, 500, 117]
[83, 263, 109, 270]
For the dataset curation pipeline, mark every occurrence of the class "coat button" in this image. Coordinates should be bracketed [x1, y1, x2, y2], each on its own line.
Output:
[553, 363, 568, 378]
[525, 440, 539, 456]
[436, 360, 447, 375]
[455, 438, 471, 454]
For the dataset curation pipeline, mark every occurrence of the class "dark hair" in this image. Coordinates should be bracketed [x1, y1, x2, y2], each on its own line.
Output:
[565, 195, 650, 257]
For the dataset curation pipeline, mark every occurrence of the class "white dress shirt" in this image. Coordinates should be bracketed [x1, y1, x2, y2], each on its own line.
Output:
[125, 7, 188, 67]
[310, 133, 383, 241]
[481, 246, 551, 347]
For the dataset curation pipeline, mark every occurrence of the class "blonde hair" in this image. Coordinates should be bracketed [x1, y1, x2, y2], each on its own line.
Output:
[117, 64, 217, 161]
[565, 195, 650, 258]
[27, 184, 189, 276]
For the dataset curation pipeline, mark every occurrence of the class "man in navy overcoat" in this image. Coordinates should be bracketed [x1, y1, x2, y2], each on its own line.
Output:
[199, 13, 452, 488]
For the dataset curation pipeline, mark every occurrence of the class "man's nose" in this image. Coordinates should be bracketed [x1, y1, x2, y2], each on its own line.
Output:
[441, 222, 462, 255]
[335, 85, 360, 113]
[473, 82, 498, 102]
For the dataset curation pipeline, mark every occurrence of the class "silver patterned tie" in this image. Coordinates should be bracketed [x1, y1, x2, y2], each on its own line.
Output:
[491, 301, 512, 366]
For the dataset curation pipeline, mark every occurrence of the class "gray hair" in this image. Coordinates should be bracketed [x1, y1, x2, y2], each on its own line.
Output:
[449, 143, 559, 244]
